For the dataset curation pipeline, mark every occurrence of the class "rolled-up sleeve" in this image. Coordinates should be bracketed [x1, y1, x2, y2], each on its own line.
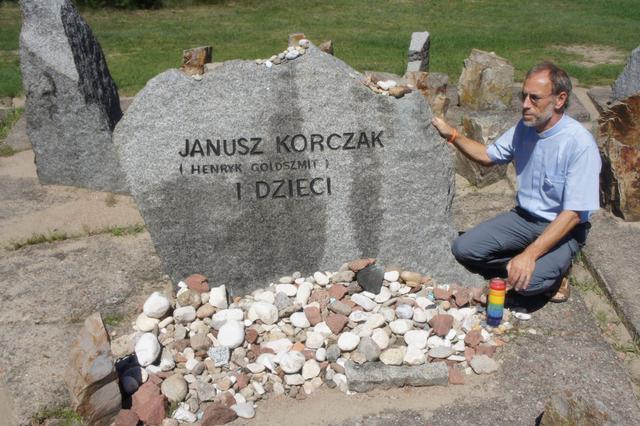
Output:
[487, 125, 516, 165]
[563, 138, 601, 221]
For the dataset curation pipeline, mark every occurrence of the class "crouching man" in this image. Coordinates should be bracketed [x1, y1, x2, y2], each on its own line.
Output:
[432, 62, 601, 302]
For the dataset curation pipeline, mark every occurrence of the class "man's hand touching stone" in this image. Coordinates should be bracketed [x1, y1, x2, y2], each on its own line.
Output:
[506, 252, 537, 291]
[431, 117, 455, 141]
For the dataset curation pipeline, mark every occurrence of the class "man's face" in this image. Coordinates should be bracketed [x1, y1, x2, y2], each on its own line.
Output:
[520, 71, 556, 129]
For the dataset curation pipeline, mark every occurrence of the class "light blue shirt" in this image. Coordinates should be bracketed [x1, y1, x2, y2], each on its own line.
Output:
[487, 114, 601, 222]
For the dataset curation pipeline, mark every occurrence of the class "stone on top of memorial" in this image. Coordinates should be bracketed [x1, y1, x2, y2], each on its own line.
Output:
[114, 42, 483, 296]
[19, 0, 127, 193]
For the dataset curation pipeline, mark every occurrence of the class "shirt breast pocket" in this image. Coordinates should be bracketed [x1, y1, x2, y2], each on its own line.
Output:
[542, 173, 566, 205]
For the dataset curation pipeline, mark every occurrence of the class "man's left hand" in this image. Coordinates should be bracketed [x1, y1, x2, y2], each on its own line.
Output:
[506, 252, 537, 291]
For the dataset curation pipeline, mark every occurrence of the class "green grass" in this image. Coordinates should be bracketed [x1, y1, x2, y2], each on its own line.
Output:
[103, 313, 124, 326]
[0, 107, 22, 137]
[99, 223, 146, 237]
[8, 223, 146, 250]
[1, 1, 639, 98]
[0, 144, 15, 156]
[11, 231, 70, 250]
[570, 275, 603, 296]
[31, 406, 82, 426]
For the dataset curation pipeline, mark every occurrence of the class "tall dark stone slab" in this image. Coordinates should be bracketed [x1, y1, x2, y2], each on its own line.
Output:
[114, 45, 482, 296]
[19, 0, 127, 193]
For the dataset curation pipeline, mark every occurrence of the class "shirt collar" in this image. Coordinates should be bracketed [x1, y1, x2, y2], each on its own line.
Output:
[537, 114, 566, 138]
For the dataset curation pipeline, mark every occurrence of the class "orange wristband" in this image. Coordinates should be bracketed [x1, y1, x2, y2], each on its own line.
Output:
[447, 128, 458, 144]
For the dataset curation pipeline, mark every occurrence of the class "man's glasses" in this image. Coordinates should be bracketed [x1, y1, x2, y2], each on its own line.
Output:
[519, 91, 555, 104]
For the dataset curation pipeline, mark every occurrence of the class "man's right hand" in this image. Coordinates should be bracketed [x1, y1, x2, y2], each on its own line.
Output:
[431, 117, 455, 141]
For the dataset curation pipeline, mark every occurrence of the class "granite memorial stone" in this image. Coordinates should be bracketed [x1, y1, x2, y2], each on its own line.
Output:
[115, 44, 482, 296]
[19, 0, 127, 193]
[457, 49, 514, 111]
[612, 46, 640, 102]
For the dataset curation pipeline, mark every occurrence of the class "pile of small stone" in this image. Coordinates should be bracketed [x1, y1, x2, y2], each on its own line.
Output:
[111, 259, 517, 425]
[256, 38, 310, 69]
[362, 75, 414, 98]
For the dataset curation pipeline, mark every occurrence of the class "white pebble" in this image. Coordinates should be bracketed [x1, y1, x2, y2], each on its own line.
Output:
[134, 333, 160, 366]
[173, 405, 197, 422]
[298, 38, 310, 47]
[232, 402, 255, 419]
[404, 345, 426, 365]
[371, 328, 390, 350]
[445, 329, 457, 341]
[384, 271, 400, 282]
[374, 287, 391, 303]
[416, 297, 435, 309]
[254, 290, 275, 304]
[209, 285, 228, 309]
[302, 359, 321, 379]
[261, 338, 293, 354]
[285, 374, 304, 386]
[377, 80, 397, 90]
[217, 320, 245, 348]
[313, 271, 329, 286]
[295, 282, 313, 305]
[413, 307, 428, 323]
[364, 313, 386, 330]
[211, 308, 244, 330]
[338, 332, 360, 351]
[315, 347, 327, 361]
[275, 284, 298, 296]
[389, 319, 413, 335]
[265, 60, 273, 68]
[143, 292, 171, 318]
[248, 301, 279, 325]
[514, 312, 531, 320]
[351, 293, 377, 311]
[349, 311, 369, 322]
[136, 313, 159, 332]
[290, 312, 310, 328]
[306, 331, 325, 349]
[279, 351, 306, 373]
[173, 306, 196, 324]
[404, 330, 429, 349]
[314, 322, 333, 337]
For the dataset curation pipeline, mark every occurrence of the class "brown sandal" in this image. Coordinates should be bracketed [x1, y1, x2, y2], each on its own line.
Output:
[548, 276, 571, 303]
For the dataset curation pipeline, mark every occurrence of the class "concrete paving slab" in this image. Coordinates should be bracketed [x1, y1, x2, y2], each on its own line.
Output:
[583, 211, 640, 342]
[0, 151, 142, 246]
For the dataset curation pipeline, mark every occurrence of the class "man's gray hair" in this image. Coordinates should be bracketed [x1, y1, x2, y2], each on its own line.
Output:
[526, 62, 571, 110]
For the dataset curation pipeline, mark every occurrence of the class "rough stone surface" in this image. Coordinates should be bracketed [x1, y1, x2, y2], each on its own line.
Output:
[456, 111, 514, 188]
[19, 0, 127, 193]
[612, 46, 640, 102]
[115, 44, 481, 294]
[66, 312, 121, 426]
[598, 95, 640, 221]
[407, 31, 430, 72]
[345, 361, 448, 392]
[457, 49, 514, 111]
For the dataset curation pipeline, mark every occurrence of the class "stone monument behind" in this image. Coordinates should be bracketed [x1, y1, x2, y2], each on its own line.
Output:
[19, 0, 128, 193]
[115, 44, 482, 296]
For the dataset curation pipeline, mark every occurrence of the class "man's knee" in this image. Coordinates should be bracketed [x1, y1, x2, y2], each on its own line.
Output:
[451, 234, 472, 263]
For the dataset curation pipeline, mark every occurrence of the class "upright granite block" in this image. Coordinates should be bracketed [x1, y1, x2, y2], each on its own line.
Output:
[19, 0, 127, 193]
[115, 44, 483, 296]
[407, 31, 430, 72]
[456, 112, 515, 188]
[612, 46, 640, 102]
[66, 312, 121, 426]
[457, 49, 514, 111]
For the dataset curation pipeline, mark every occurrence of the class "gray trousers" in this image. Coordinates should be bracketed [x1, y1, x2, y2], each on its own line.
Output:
[452, 207, 589, 295]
